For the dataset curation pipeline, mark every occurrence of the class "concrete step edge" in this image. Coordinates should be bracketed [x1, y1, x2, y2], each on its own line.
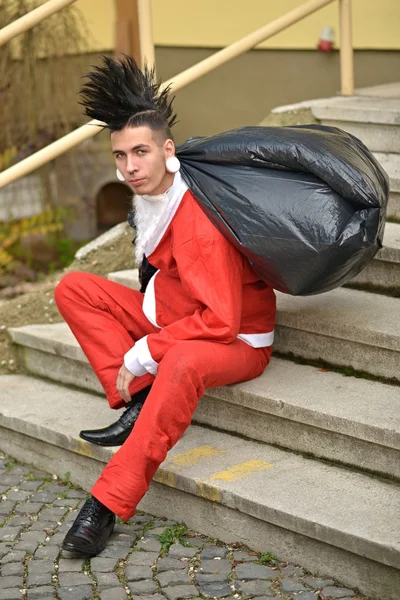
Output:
[0, 374, 399, 573]
[8, 322, 400, 453]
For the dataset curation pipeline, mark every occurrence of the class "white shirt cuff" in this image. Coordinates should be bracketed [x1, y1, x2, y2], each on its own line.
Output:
[124, 336, 159, 376]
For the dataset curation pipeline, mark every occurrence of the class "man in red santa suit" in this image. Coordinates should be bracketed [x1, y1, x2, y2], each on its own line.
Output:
[55, 56, 276, 556]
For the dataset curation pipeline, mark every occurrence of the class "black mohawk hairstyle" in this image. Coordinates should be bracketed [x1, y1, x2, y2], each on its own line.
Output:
[79, 54, 178, 132]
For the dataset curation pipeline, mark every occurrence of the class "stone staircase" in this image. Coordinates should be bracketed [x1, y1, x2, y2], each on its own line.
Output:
[1, 82, 400, 600]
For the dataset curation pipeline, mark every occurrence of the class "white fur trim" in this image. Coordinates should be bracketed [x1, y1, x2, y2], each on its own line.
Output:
[124, 347, 148, 377]
[142, 271, 162, 328]
[143, 171, 188, 258]
[134, 336, 159, 375]
[237, 331, 275, 347]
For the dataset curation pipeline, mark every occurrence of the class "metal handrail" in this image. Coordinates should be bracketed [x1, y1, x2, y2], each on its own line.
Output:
[0, 0, 354, 189]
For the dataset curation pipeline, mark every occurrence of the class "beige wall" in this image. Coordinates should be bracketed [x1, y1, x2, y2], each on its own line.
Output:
[155, 47, 400, 144]
[78, 0, 400, 51]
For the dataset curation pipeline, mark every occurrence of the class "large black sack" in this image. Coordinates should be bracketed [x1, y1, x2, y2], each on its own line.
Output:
[176, 124, 389, 295]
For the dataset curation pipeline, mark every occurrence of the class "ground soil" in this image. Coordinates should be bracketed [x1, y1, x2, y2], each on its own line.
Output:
[0, 226, 136, 373]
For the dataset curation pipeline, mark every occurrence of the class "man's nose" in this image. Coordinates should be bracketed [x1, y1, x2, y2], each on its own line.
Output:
[126, 156, 138, 173]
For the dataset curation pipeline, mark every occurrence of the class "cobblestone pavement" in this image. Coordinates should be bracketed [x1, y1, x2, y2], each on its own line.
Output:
[0, 454, 366, 600]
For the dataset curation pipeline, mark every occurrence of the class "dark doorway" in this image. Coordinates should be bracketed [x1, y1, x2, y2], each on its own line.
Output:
[96, 182, 132, 234]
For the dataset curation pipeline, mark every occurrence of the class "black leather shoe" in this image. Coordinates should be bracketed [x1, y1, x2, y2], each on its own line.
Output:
[79, 385, 151, 446]
[62, 496, 115, 556]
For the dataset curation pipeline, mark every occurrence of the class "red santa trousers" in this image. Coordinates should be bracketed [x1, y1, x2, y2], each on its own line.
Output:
[55, 271, 272, 520]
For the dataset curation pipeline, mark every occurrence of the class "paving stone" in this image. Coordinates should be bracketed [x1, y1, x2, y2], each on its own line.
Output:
[14, 502, 44, 514]
[7, 490, 32, 501]
[235, 580, 274, 598]
[151, 520, 177, 528]
[198, 559, 232, 574]
[90, 557, 119, 572]
[128, 579, 158, 595]
[57, 585, 94, 600]
[294, 593, 318, 600]
[100, 588, 127, 600]
[0, 543, 9, 559]
[53, 499, 79, 508]
[30, 492, 58, 503]
[58, 572, 92, 587]
[62, 490, 87, 499]
[157, 569, 192, 587]
[136, 538, 162, 553]
[162, 585, 199, 600]
[236, 563, 276, 580]
[7, 515, 32, 527]
[1, 475, 25, 486]
[168, 543, 197, 559]
[320, 587, 356, 599]
[198, 582, 233, 598]
[27, 571, 54, 587]
[0, 590, 24, 599]
[29, 520, 56, 532]
[127, 551, 159, 567]
[57, 558, 85, 572]
[0, 527, 22, 543]
[201, 545, 229, 559]
[135, 595, 165, 600]
[1, 561, 24, 576]
[38, 507, 69, 521]
[280, 578, 309, 593]
[26, 586, 56, 599]
[183, 536, 204, 547]
[1, 549, 26, 563]
[156, 556, 187, 572]
[304, 577, 336, 589]
[252, 597, 278, 600]
[125, 565, 154, 581]
[195, 572, 229, 584]
[28, 559, 56, 573]
[0, 500, 16, 514]
[97, 546, 131, 559]
[280, 564, 305, 577]
[34, 545, 59, 560]
[144, 526, 170, 537]
[0, 575, 24, 588]
[233, 551, 259, 562]
[96, 572, 121, 589]
[17, 531, 47, 552]
[132, 515, 154, 524]
[19, 481, 42, 491]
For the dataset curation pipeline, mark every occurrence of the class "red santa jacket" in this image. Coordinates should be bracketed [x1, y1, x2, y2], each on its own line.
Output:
[124, 172, 276, 376]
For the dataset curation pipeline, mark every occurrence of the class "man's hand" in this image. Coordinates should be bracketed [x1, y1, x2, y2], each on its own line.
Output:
[117, 364, 135, 404]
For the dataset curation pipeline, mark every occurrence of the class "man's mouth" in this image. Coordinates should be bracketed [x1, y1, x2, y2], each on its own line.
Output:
[129, 178, 146, 186]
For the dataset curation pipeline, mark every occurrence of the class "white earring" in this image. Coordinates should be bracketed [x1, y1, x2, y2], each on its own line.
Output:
[166, 156, 180, 174]
[116, 169, 125, 181]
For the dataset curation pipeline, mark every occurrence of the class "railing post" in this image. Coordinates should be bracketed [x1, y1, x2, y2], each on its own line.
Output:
[137, 0, 155, 70]
[339, 0, 354, 96]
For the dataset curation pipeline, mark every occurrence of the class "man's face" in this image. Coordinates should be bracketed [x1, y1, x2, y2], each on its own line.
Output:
[111, 125, 174, 195]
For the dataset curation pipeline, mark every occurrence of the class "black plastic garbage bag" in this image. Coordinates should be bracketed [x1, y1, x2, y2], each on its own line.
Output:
[176, 124, 389, 295]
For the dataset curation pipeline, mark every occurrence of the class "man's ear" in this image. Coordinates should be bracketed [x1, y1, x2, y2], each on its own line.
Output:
[164, 138, 176, 158]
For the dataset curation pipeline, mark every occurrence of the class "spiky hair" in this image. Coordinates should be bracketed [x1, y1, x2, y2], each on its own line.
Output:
[79, 55, 178, 134]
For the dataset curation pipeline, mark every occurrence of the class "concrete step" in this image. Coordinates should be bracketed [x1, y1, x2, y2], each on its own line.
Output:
[8, 321, 400, 480]
[374, 152, 400, 220]
[0, 374, 398, 600]
[107, 269, 400, 381]
[351, 221, 400, 290]
[313, 95, 400, 153]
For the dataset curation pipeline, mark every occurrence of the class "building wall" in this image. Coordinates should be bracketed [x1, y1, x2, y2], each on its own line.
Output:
[78, 0, 400, 51]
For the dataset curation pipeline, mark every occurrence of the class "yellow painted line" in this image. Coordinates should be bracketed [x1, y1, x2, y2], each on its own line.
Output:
[211, 459, 273, 482]
[197, 482, 221, 503]
[165, 445, 225, 471]
[154, 469, 176, 488]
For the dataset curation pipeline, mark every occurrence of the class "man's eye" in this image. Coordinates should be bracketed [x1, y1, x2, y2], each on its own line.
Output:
[137, 150, 147, 155]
